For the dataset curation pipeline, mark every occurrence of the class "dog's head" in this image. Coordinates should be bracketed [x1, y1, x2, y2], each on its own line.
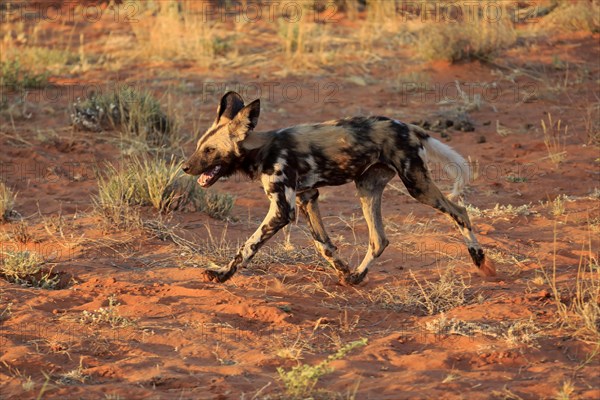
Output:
[182, 91, 260, 187]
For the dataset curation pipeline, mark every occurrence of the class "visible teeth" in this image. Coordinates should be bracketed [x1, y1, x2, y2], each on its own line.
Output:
[197, 165, 221, 187]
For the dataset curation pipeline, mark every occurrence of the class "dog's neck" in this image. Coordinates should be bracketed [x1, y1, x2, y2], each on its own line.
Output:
[238, 130, 276, 179]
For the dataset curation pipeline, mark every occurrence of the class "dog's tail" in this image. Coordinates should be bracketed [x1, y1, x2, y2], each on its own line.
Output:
[413, 125, 471, 200]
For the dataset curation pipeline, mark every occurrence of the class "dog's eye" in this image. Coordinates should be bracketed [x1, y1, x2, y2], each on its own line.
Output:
[204, 147, 214, 154]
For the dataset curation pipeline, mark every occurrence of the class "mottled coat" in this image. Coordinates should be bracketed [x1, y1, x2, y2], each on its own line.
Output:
[183, 92, 495, 284]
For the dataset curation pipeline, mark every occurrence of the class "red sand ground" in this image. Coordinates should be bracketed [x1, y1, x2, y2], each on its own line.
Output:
[1, 3, 599, 399]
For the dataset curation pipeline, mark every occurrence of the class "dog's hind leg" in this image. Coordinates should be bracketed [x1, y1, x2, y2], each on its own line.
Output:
[398, 159, 496, 277]
[345, 164, 396, 285]
[298, 189, 350, 277]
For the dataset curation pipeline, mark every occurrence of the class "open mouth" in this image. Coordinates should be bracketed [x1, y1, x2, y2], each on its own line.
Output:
[197, 165, 222, 188]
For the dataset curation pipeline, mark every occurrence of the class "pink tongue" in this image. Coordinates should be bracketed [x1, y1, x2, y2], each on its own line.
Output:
[197, 174, 212, 186]
[197, 166, 220, 187]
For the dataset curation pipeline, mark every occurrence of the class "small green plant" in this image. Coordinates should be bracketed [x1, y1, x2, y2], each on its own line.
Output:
[277, 338, 367, 399]
[506, 175, 527, 183]
[71, 86, 173, 146]
[0, 182, 18, 222]
[0, 250, 60, 289]
[0, 59, 49, 88]
[79, 295, 134, 328]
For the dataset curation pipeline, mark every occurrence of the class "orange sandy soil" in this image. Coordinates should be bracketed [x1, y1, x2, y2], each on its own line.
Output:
[1, 4, 599, 400]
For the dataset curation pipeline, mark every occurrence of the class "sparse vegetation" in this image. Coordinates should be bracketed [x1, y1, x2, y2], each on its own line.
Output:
[0, 182, 18, 222]
[94, 156, 235, 223]
[0, 250, 60, 289]
[467, 203, 533, 218]
[541, 113, 568, 166]
[542, 225, 600, 343]
[277, 338, 367, 399]
[0, 296, 12, 321]
[551, 194, 567, 217]
[1, 2, 599, 398]
[71, 86, 174, 146]
[417, 14, 516, 62]
[411, 269, 471, 315]
[131, 1, 234, 67]
[0, 59, 49, 89]
[368, 269, 472, 315]
[79, 295, 135, 328]
[425, 315, 541, 347]
[541, 1, 600, 33]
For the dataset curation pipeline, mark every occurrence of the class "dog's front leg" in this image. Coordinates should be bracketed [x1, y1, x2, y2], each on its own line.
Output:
[204, 181, 296, 283]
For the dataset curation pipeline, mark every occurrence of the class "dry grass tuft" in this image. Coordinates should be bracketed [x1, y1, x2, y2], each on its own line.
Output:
[416, 14, 516, 62]
[369, 268, 472, 315]
[411, 269, 471, 315]
[0, 182, 18, 222]
[540, 1, 600, 33]
[542, 225, 600, 343]
[131, 1, 234, 67]
[541, 113, 567, 166]
[94, 156, 235, 226]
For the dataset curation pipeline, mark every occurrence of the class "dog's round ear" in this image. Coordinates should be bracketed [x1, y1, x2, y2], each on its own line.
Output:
[216, 91, 245, 122]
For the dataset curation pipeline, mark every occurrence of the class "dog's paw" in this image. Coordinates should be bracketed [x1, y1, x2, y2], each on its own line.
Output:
[341, 269, 369, 286]
[203, 269, 231, 283]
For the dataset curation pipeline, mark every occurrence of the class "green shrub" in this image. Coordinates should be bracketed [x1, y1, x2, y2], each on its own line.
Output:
[71, 86, 173, 146]
[0, 250, 60, 289]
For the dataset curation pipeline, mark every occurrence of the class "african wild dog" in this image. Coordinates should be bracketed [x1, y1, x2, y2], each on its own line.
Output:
[182, 91, 496, 284]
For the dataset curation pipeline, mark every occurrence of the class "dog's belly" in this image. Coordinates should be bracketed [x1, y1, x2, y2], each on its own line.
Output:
[296, 162, 376, 190]
[297, 175, 353, 191]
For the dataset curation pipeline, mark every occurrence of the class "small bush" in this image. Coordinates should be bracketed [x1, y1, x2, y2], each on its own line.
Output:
[71, 86, 173, 146]
[0, 250, 60, 289]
